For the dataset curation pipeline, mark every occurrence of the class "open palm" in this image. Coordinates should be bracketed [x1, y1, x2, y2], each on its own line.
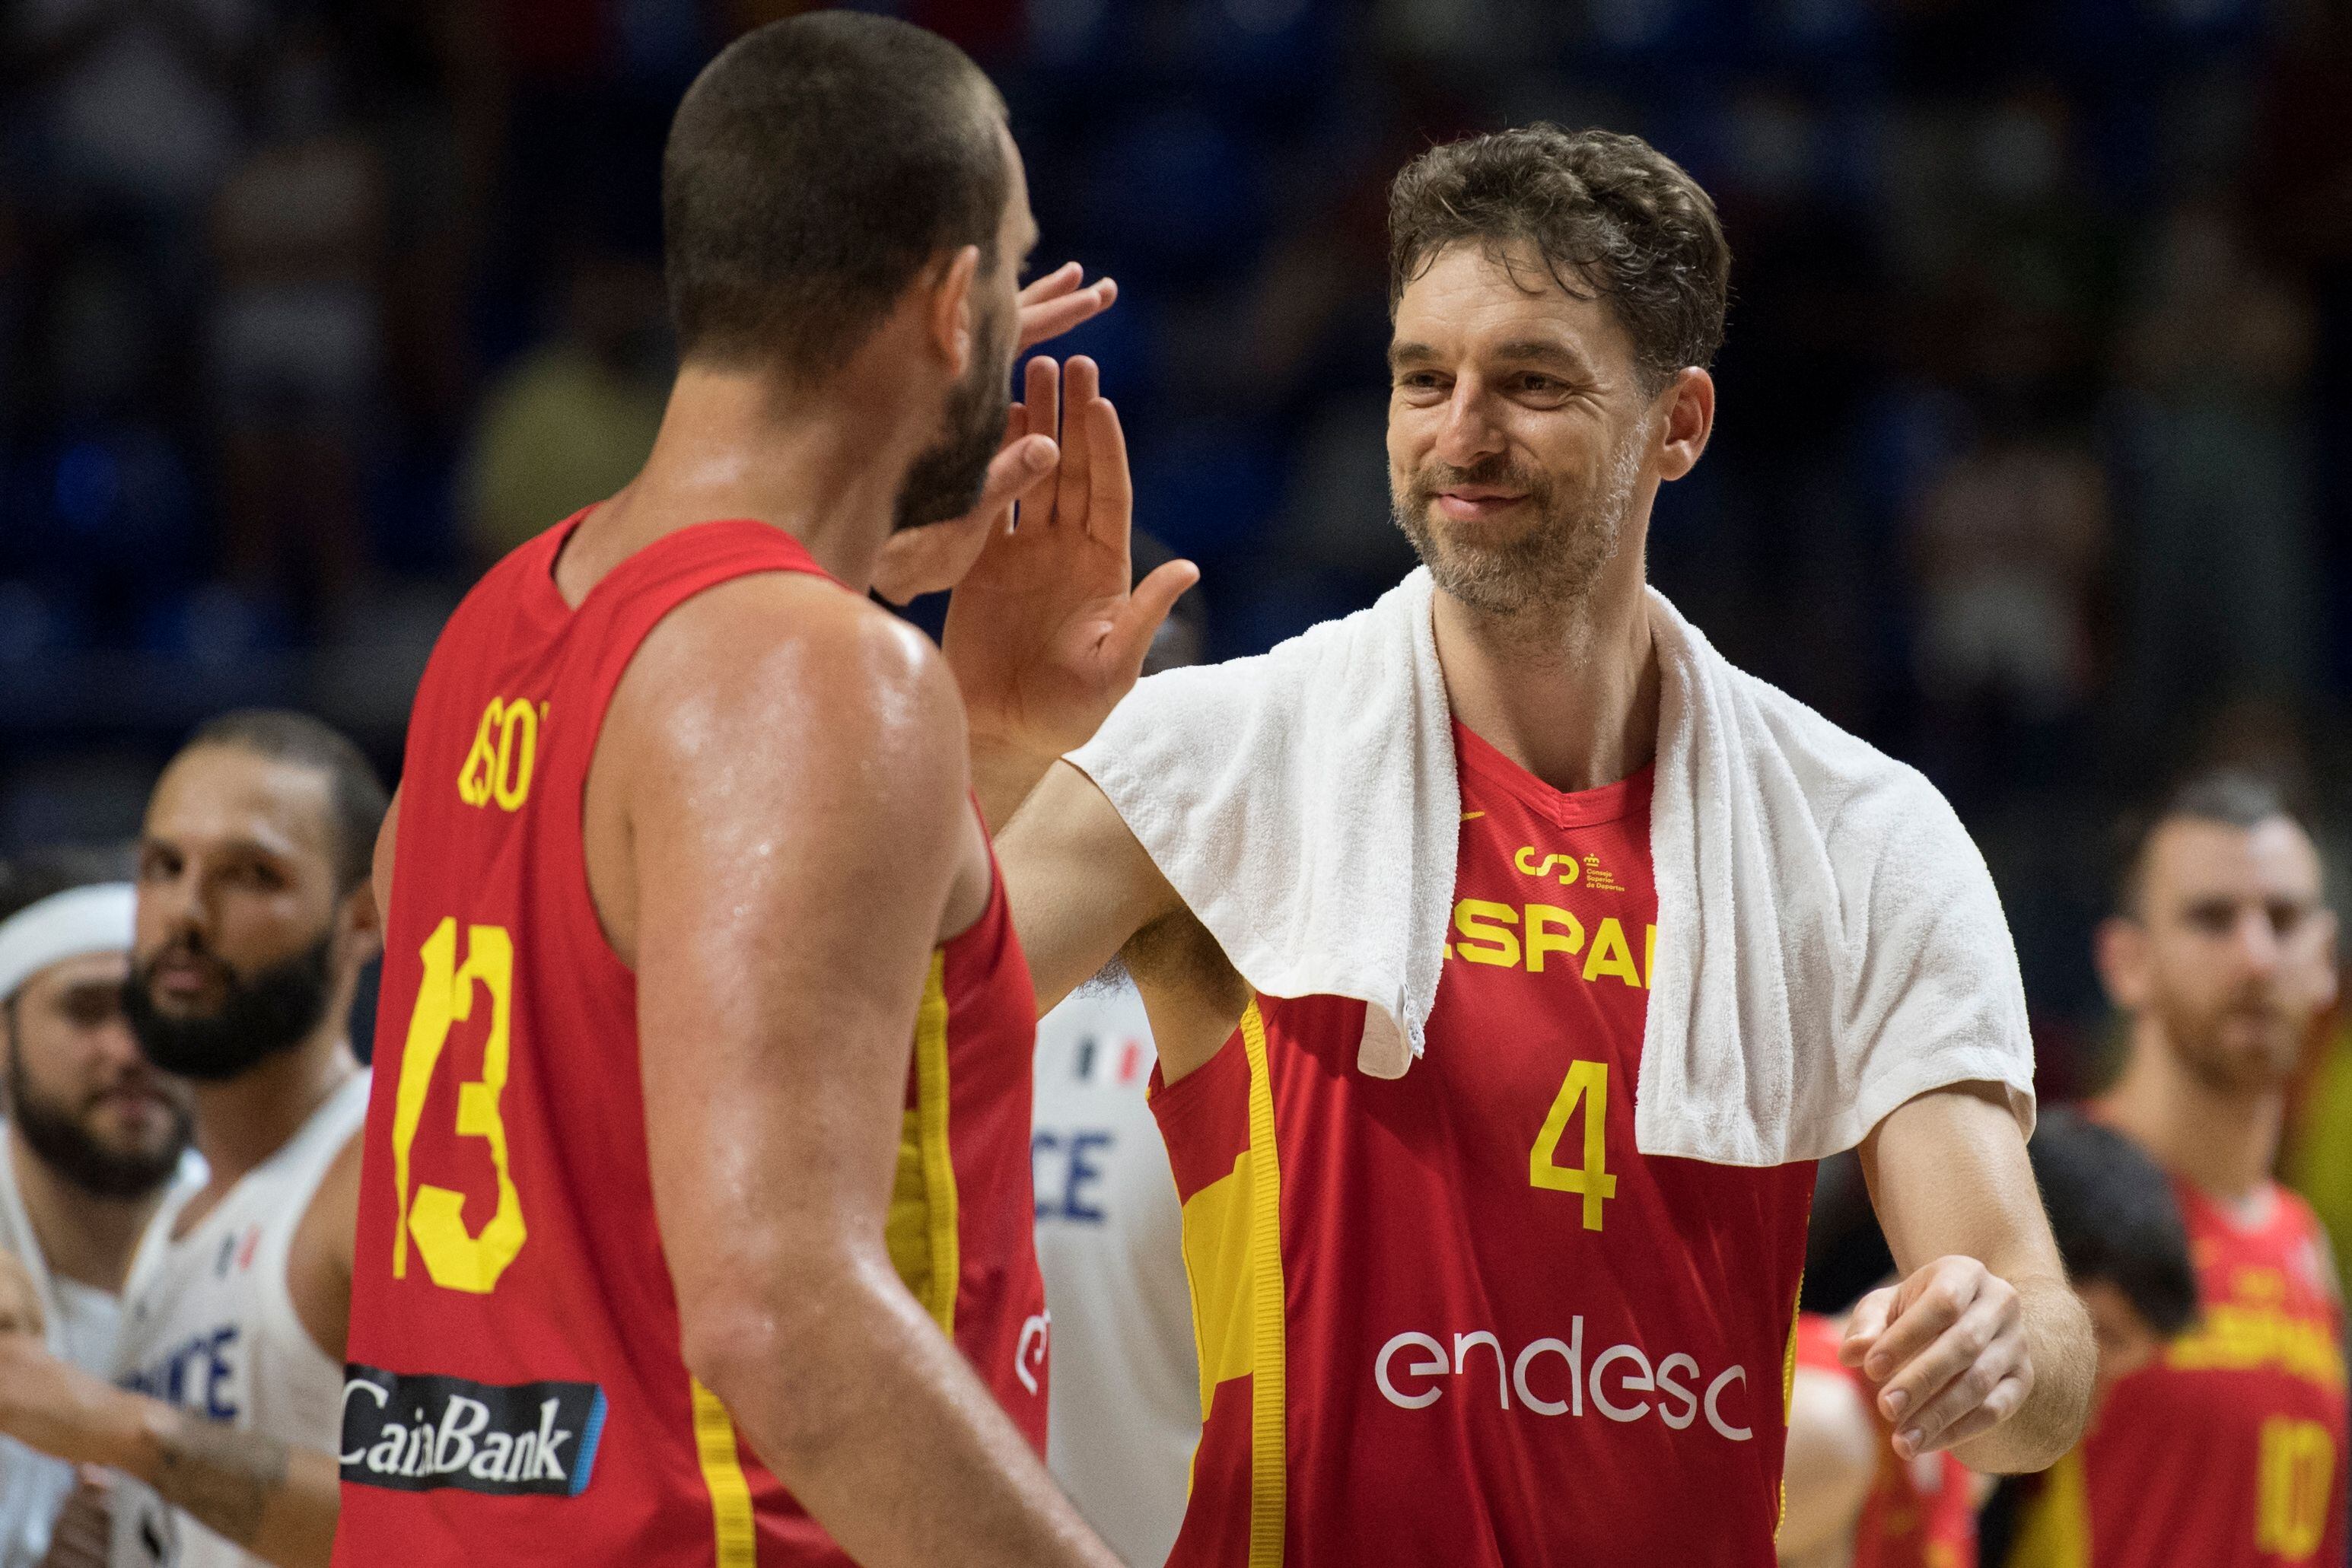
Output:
[944, 355, 1196, 766]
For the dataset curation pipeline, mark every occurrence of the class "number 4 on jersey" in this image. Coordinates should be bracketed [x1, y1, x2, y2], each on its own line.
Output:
[1530, 1059, 1616, 1230]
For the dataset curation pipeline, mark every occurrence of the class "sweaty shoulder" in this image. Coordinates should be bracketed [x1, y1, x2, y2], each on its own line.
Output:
[588, 571, 975, 958]
[619, 571, 966, 762]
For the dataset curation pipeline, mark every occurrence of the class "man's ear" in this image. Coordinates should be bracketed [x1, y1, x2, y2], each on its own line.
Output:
[2094, 915, 2150, 1013]
[1656, 367, 1715, 482]
[339, 876, 384, 966]
[926, 243, 983, 380]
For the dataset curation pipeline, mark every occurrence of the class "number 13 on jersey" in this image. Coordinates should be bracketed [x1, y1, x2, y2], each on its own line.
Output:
[1531, 1059, 1616, 1230]
[390, 918, 528, 1293]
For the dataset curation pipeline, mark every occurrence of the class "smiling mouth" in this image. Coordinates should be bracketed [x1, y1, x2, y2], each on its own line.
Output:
[1434, 490, 1529, 520]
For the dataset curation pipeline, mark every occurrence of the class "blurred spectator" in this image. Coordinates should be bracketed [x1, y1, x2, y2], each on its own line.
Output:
[2114, 201, 2319, 733]
[12, 0, 262, 225]
[1909, 408, 2108, 724]
[207, 21, 387, 622]
[462, 242, 667, 563]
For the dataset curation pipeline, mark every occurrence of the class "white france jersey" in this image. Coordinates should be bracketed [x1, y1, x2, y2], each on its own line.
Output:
[0, 1127, 158, 1568]
[109, 1071, 368, 1568]
[1031, 978, 1199, 1568]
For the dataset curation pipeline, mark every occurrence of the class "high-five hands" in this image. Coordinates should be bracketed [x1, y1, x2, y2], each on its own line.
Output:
[1841, 1254, 2032, 1461]
[874, 263, 1122, 605]
[943, 355, 1196, 826]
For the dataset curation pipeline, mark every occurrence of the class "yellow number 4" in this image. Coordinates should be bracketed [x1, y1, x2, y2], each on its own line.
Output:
[1531, 1059, 1616, 1230]
[390, 918, 527, 1293]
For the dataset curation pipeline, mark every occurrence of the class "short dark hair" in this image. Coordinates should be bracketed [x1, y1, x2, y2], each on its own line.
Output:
[2029, 1108, 2198, 1337]
[2112, 768, 2306, 917]
[1388, 124, 1730, 392]
[662, 11, 1010, 383]
[0, 845, 137, 924]
[180, 711, 388, 893]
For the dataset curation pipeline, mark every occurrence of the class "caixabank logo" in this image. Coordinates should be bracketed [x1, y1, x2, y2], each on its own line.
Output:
[341, 1365, 607, 1496]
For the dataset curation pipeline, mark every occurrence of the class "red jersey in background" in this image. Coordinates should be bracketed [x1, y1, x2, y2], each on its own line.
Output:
[1794, 1312, 1978, 1568]
[2014, 1178, 2346, 1567]
[1148, 721, 1817, 1568]
[334, 516, 1047, 1567]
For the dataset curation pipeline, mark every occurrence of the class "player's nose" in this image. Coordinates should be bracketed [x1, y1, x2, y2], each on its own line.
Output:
[1434, 380, 1508, 469]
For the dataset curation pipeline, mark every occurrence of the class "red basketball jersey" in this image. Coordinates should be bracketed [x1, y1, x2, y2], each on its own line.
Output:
[2014, 1178, 2346, 1568]
[1793, 1313, 1978, 1568]
[1149, 720, 1816, 1567]
[334, 515, 1048, 1567]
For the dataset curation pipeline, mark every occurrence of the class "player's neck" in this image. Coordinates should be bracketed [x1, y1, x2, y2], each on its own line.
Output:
[2097, 1024, 2284, 1206]
[568, 363, 924, 600]
[190, 1029, 358, 1194]
[6, 1125, 159, 1295]
[1431, 552, 1659, 794]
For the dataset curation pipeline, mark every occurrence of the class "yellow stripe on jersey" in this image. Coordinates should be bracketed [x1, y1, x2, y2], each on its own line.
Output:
[1778, 1271, 1804, 1531]
[885, 954, 960, 1335]
[1240, 1003, 1288, 1568]
[1174, 1000, 1288, 1567]
[691, 1378, 758, 1568]
[2009, 1447, 2091, 1568]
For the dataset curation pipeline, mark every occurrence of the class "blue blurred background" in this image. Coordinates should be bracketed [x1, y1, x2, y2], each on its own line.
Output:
[2, 0, 2347, 1112]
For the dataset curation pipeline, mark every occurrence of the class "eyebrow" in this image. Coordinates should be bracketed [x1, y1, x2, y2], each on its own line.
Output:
[1387, 339, 1593, 375]
[1489, 339, 1590, 374]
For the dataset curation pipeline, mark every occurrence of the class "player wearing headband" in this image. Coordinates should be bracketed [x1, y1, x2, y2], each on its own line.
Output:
[0, 853, 194, 1568]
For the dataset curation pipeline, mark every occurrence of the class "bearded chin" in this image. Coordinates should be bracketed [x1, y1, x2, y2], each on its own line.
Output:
[124, 934, 336, 1083]
[1394, 447, 1637, 620]
[893, 300, 1016, 533]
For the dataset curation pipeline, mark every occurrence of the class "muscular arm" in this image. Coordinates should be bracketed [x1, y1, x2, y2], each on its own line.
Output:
[606, 578, 1116, 1568]
[1848, 1086, 2093, 1475]
[1777, 1366, 1878, 1566]
[998, 760, 1249, 1081]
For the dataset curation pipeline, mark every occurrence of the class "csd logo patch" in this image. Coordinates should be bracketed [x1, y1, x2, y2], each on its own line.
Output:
[341, 1365, 606, 1497]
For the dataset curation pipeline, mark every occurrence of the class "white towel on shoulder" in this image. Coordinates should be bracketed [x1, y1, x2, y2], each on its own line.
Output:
[1066, 568, 2035, 1167]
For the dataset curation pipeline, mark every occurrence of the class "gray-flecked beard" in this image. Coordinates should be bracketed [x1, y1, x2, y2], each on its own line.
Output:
[1392, 432, 1644, 622]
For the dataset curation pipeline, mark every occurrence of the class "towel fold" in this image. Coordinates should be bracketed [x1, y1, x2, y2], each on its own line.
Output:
[1067, 568, 2034, 1166]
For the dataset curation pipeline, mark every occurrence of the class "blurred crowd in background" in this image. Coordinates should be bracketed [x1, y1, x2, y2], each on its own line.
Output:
[2, 0, 2348, 1226]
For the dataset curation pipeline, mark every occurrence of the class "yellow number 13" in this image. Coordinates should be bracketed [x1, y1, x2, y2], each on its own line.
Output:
[1530, 1059, 1617, 1230]
[390, 918, 527, 1293]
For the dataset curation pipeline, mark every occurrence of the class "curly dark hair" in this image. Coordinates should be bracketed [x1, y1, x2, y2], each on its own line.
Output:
[1388, 124, 1730, 392]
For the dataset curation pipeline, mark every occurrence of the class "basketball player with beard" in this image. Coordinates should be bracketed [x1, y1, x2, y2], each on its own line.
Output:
[934, 124, 2095, 1563]
[0, 852, 194, 1568]
[335, 16, 1173, 1568]
[2010, 772, 2346, 1567]
[0, 711, 388, 1568]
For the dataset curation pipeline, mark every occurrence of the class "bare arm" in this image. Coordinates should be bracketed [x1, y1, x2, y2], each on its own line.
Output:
[0, 1169, 346, 1566]
[608, 577, 1116, 1568]
[0, 1337, 339, 1568]
[1777, 1365, 1879, 1565]
[998, 760, 1180, 1016]
[1846, 1086, 2093, 1475]
[998, 760, 1249, 1083]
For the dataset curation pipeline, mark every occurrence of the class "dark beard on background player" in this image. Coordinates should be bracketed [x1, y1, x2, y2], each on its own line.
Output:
[893, 292, 1017, 532]
[8, 1046, 189, 1200]
[123, 930, 336, 1083]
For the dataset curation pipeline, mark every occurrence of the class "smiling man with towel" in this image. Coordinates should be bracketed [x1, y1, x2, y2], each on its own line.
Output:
[941, 123, 2093, 1566]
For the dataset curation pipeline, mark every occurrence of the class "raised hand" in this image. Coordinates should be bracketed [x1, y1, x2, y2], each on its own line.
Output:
[1014, 262, 1118, 351]
[944, 355, 1197, 828]
[870, 263, 1119, 606]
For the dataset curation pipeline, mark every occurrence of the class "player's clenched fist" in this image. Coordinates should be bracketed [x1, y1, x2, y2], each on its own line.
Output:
[1841, 1255, 2032, 1460]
